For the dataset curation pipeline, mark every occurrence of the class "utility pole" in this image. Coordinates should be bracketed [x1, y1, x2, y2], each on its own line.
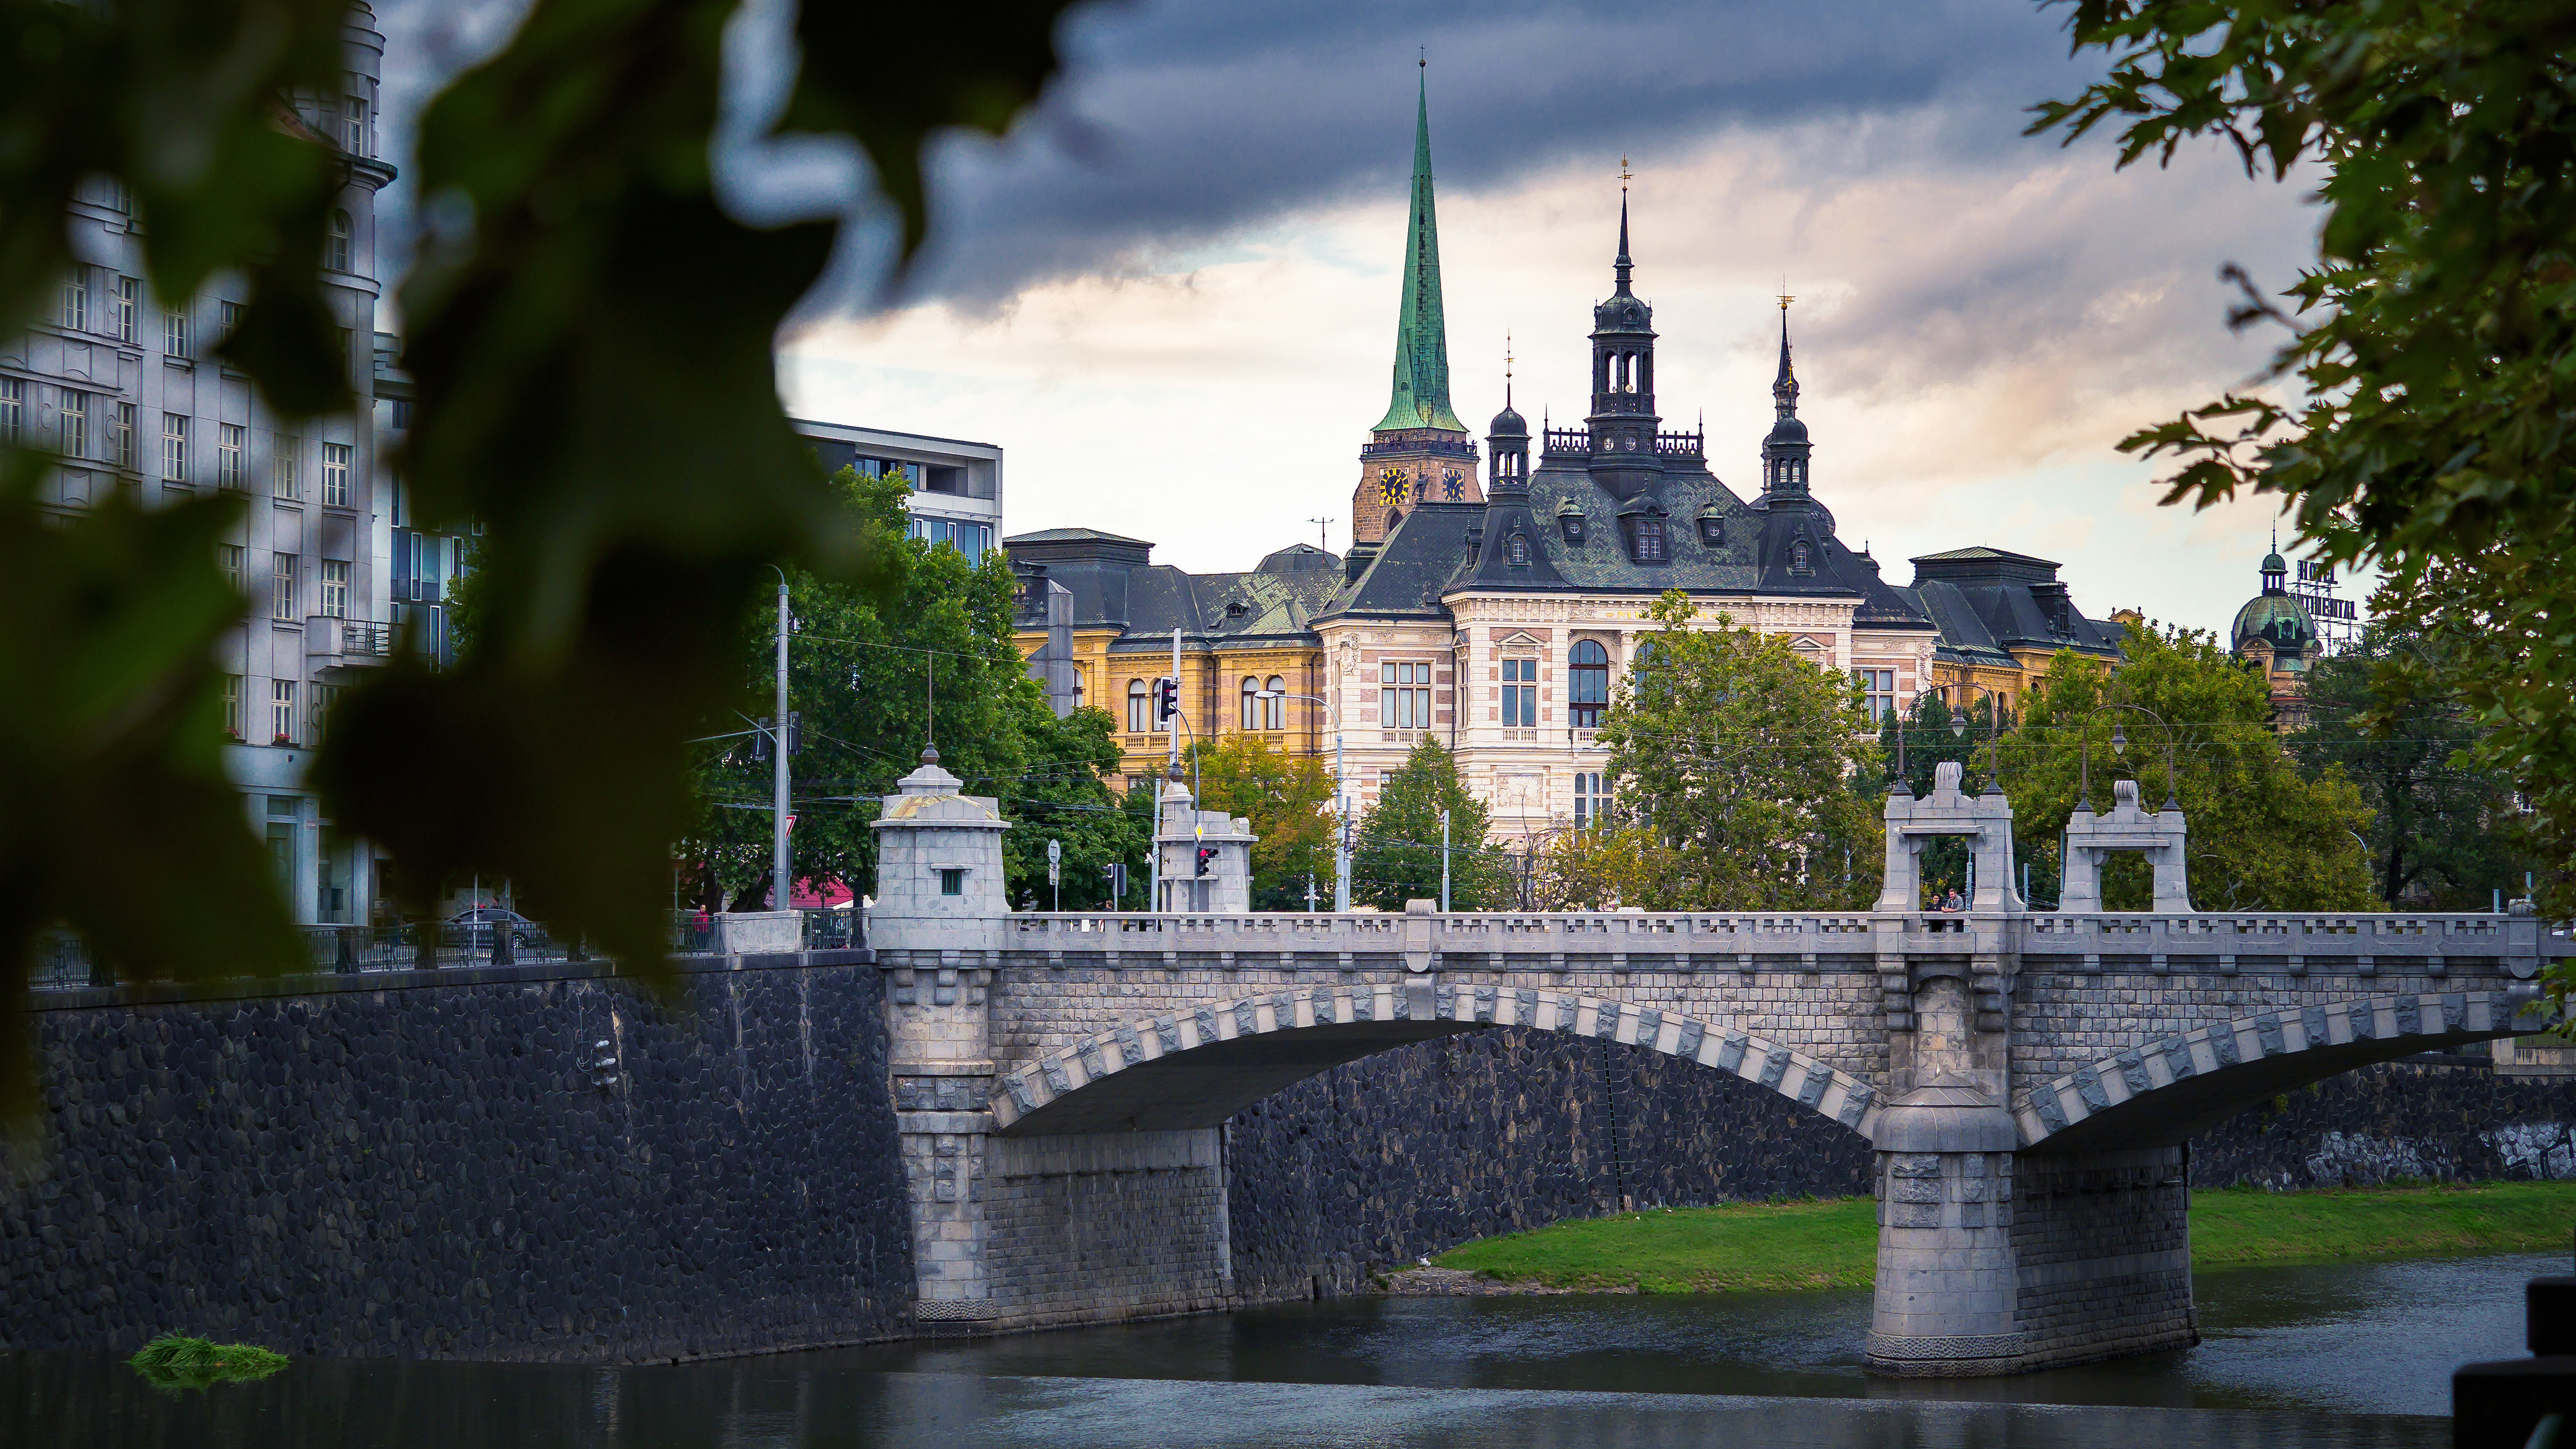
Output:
[1439, 807, 1451, 912]
[772, 571, 791, 914]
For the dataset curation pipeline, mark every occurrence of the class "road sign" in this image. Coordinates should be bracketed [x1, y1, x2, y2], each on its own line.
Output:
[1046, 838, 1061, 886]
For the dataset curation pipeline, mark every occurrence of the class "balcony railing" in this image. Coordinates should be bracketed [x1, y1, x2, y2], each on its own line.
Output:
[306, 617, 391, 662]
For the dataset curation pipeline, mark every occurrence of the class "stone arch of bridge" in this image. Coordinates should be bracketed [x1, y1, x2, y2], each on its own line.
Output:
[2014, 988, 2530, 1154]
[990, 982, 1882, 1140]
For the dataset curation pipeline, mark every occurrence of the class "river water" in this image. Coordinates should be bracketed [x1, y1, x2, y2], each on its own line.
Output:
[3, 1253, 2546, 1447]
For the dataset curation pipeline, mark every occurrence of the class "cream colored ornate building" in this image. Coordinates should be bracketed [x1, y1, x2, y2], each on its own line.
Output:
[1011, 87, 2127, 841]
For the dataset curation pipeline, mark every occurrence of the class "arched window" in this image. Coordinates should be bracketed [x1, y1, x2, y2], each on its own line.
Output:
[1569, 640, 1610, 728]
[1507, 532, 1530, 566]
[1240, 676, 1261, 729]
[1791, 539, 1812, 574]
[1263, 676, 1286, 730]
[1384, 507, 1403, 535]
[1127, 679, 1150, 733]
[326, 210, 353, 273]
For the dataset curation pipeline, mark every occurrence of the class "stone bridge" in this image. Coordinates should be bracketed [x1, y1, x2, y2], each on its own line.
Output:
[865, 749, 2568, 1376]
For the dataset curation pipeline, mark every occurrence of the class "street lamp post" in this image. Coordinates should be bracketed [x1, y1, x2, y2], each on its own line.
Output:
[1258, 688, 1348, 911]
[1947, 683, 2009, 797]
[2076, 702, 2180, 811]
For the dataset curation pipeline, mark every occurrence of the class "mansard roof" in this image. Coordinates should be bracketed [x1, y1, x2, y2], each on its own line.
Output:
[1317, 456, 1935, 634]
[1008, 531, 1339, 648]
[1902, 546, 2125, 664]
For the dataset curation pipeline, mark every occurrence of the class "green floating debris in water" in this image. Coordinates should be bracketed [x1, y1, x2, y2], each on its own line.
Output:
[128, 1335, 289, 1389]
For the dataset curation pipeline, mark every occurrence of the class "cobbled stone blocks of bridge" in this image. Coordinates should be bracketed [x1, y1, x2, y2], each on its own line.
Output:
[0, 956, 913, 1362]
[1225, 1030, 1877, 1304]
[2012, 966, 2471, 1085]
[981, 1131, 1233, 1329]
[2009, 1147, 2193, 1369]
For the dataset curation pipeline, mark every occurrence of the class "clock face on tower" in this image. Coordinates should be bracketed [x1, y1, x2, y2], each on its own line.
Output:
[1442, 471, 1464, 501]
[1378, 470, 1408, 507]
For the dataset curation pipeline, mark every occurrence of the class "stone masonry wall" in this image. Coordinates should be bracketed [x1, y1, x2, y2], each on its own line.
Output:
[1224, 1027, 1876, 1301]
[2010, 1146, 2194, 1369]
[0, 958, 913, 1362]
[2012, 966, 2468, 1085]
[2191, 1058, 2576, 1188]
[982, 1130, 1233, 1329]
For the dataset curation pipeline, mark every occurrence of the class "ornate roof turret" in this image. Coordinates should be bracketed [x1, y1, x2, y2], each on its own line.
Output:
[1370, 61, 1465, 435]
[2233, 538, 2316, 664]
[1759, 296, 1813, 500]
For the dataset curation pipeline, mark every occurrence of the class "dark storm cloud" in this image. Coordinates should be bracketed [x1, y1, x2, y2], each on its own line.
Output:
[894, 0, 2090, 307]
[367, 0, 2098, 315]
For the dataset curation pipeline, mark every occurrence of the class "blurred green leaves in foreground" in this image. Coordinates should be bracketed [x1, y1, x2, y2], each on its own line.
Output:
[0, 0, 1081, 1129]
[2035, 0, 2576, 999]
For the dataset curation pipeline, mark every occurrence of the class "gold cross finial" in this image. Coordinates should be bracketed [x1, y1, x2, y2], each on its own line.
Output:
[1617, 154, 1633, 191]
[1505, 331, 1513, 381]
[1779, 276, 1793, 311]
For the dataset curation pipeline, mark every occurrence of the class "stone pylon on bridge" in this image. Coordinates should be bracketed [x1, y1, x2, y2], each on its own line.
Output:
[869, 753, 2563, 1369]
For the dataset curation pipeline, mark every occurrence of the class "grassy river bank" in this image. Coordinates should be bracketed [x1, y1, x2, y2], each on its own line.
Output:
[1424, 1181, 2576, 1293]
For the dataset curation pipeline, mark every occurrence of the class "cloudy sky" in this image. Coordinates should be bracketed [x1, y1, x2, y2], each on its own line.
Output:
[377, 0, 2333, 636]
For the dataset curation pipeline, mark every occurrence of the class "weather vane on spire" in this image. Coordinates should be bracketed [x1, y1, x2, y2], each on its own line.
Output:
[1617, 154, 1633, 192]
[1779, 276, 1793, 311]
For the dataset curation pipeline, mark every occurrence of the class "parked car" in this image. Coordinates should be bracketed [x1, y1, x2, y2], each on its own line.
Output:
[447, 906, 541, 952]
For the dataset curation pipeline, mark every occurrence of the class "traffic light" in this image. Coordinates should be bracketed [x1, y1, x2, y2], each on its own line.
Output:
[1195, 847, 1216, 879]
[1155, 676, 1179, 724]
[749, 717, 772, 763]
[785, 711, 803, 756]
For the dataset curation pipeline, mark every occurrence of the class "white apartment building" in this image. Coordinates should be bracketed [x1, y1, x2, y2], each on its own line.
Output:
[792, 418, 1004, 562]
[2, 7, 396, 925]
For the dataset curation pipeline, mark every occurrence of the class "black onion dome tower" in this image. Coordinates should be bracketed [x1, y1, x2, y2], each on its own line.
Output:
[1760, 298, 1813, 500]
[1586, 195, 1663, 500]
[1488, 349, 1530, 494]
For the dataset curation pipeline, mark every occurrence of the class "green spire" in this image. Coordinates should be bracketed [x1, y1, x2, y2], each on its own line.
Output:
[1372, 63, 1465, 435]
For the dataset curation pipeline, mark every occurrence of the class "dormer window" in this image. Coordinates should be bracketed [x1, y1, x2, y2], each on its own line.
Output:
[1791, 539, 1813, 574]
[1697, 515, 1724, 546]
[1560, 511, 1586, 544]
[1507, 533, 1530, 566]
[1626, 516, 1667, 564]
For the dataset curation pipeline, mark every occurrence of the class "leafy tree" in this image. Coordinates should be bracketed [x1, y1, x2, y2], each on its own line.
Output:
[1533, 823, 1662, 911]
[1876, 692, 2009, 903]
[2289, 627, 2534, 909]
[682, 467, 1142, 913]
[1998, 620, 2377, 913]
[1595, 591, 1883, 911]
[1352, 740, 1512, 910]
[1185, 735, 1336, 910]
[2033, 4, 2576, 924]
[0, 0, 1083, 1124]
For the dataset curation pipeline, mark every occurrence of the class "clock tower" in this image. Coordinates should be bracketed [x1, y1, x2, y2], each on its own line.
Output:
[1352, 60, 1478, 547]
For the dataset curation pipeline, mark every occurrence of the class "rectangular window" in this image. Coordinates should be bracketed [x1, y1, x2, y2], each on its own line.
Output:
[219, 544, 243, 592]
[58, 389, 87, 458]
[108, 402, 134, 469]
[270, 679, 296, 744]
[938, 868, 964, 897]
[0, 377, 19, 442]
[160, 413, 188, 483]
[114, 276, 137, 343]
[1380, 660, 1432, 730]
[61, 270, 87, 331]
[273, 436, 299, 499]
[219, 423, 244, 488]
[272, 554, 296, 621]
[221, 674, 243, 738]
[321, 442, 351, 505]
[165, 306, 190, 359]
[320, 559, 348, 617]
[1501, 657, 1537, 728]
[1855, 668, 1897, 722]
[220, 300, 245, 344]
[344, 97, 369, 154]
[309, 682, 341, 740]
[1628, 516, 1667, 564]
[1574, 772, 1610, 829]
